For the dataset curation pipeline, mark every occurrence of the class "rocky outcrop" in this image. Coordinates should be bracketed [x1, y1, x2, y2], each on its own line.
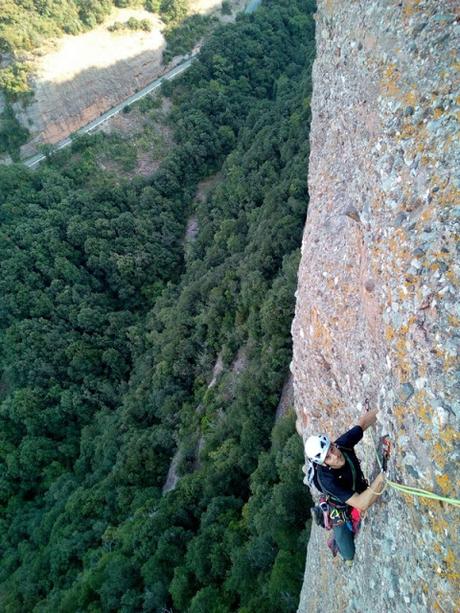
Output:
[291, 1, 459, 612]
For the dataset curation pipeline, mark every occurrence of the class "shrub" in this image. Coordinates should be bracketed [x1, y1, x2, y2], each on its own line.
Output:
[0, 63, 31, 100]
[221, 1, 232, 15]
[0, 104, 29, 160]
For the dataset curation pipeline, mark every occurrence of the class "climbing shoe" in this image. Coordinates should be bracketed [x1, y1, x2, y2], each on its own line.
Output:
[327, 535, 338, 557]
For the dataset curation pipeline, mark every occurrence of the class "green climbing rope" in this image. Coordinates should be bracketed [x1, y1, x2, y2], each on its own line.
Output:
[369, 433, 460, 508]
[387, 481, 460, 507]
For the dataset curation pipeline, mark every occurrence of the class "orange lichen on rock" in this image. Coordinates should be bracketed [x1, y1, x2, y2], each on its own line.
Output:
[393, 335, 412, 378]
[435, 474, 451, 495]
[381, 63, 401, 97]
[402, 0, 423, 19]
[309, 306, 333, 352]
[403, 90, 418, 106]
[431, 427, 459, 471]
[442, 549, 460, 581]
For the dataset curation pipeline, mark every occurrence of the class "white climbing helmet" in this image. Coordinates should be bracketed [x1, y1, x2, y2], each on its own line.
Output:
[304, 434, 331, 465]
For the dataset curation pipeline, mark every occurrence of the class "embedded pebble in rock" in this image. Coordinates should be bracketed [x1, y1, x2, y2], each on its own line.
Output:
[398, 382, 415, 403]
[364, 279, 375, 292]
[292, 1, 459, 612]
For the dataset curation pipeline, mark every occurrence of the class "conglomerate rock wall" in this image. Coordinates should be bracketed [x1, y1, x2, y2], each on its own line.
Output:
[291, 1, 459, 612]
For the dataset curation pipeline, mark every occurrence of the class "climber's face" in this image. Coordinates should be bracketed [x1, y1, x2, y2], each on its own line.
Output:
[324, 443, 345, 468]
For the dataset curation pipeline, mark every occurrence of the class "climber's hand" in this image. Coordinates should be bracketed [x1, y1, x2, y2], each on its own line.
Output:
[358, 408, 378, 431]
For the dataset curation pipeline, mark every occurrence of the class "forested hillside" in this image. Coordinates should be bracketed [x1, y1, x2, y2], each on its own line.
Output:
[0, 0, 187, 57]
[0, 1, 315, 610]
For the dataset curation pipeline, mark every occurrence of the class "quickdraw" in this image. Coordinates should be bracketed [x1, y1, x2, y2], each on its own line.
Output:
[329, 507, 348, 526]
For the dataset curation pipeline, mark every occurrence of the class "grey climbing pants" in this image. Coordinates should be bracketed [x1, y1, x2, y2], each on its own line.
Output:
[333, 523, 355, 560]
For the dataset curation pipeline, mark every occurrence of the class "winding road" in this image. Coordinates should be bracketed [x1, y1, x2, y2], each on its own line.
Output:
[24, 58, 194, 169]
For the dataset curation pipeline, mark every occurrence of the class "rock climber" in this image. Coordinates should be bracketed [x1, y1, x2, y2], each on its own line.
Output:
[304, 409, 386, 563]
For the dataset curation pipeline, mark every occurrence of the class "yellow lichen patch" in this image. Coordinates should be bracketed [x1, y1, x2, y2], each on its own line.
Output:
[431, 426, 459, 471]
[443, 549, 460, 581]
[446, 270, 459, 286]
[385, 325, 395, 341]
[420, 207, 433, 222]
[402, 0, 423, 18]
[381, 63, 401, 97]
[417, 403, 431, 426]
[414, 362, 428, 381]
[433, 107, 444, 119]
[420, 154, 431, 166]
[429, 261, 446, 273]
[414, 496, 446, 513]
[443, 352, 457, 371]
[393, 335, 412, 378]
[387, 231, 411, 266]
[403, 273, 417, 288]
[399, 322, 410, 336]
[392, 403, 406, 423]
[431, 514, 449, 534]
[309, 306, 333, 352]
[403, 90, 418, 106]
[447, 315, 460, 327]
[437, 186, 460, 207]
[398, 123, 416, 139]
[430, 249, 451, 262]
[430, 173, 450, 189]
[436, 474, 451, 495]
[398, 286, 409, 302]
[433, 548, 460, 602]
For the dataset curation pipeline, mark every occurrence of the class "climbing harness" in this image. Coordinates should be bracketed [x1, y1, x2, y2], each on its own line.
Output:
[311, 496, 332, 529]
[310, 496, 355, 530]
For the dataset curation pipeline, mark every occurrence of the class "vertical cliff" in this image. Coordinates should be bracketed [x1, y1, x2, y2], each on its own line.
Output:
[291, 1, 459, 611]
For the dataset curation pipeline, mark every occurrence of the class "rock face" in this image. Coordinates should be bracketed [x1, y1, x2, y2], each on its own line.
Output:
[291, 1, 459, 612]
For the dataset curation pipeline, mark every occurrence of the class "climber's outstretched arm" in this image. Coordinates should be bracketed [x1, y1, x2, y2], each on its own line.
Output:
[358, 408, 378, 431]
[345, 472, 386, 512]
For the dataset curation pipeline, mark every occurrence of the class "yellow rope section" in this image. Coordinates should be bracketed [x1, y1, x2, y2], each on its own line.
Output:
[369, 432, 460, 509]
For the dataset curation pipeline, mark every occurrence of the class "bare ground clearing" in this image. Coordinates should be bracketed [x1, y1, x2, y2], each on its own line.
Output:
[185, 172, 222, 244]
[96, 96, 174, 178]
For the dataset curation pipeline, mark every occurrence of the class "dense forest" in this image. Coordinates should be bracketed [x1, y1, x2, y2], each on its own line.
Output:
[0, 1, 315, 610]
